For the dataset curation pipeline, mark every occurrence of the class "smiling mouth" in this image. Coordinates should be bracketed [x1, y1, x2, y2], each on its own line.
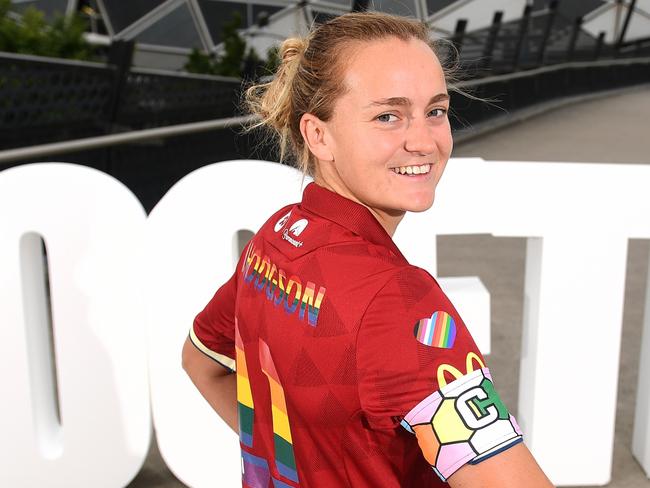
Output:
[391, 164, 431, 175]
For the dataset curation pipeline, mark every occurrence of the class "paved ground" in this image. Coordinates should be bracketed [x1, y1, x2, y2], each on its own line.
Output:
[128, 84, 650, 487]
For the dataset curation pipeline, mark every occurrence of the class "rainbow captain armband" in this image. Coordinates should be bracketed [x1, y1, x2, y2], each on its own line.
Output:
[400, 368, 523, 482]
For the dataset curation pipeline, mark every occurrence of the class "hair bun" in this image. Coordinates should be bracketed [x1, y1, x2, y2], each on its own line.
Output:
[280, 38, 306, 64]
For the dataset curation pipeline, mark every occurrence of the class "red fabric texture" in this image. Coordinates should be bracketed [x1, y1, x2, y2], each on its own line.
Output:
[192, 183, 487, 487]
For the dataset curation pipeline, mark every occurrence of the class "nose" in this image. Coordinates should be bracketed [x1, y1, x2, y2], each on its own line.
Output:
[404, 117, 436, 155]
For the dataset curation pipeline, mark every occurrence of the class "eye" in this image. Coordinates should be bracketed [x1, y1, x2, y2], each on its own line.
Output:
[429, 108, 448, 118]
[376, 113, 398, 123]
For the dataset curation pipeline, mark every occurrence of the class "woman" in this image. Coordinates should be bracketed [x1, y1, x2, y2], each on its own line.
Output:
[182, 11, 553, 487]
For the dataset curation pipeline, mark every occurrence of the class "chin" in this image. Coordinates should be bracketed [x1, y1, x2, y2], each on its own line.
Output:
[404, 192, 435, 213]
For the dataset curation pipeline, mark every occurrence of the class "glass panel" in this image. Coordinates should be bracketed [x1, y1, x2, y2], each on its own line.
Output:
[311, 0, 351, 8]
[251, 4, 285, 27]
[197, 0, 248, 44]
[310, 10, 339, 24]
[135, 2, 203, 49]
[425, 0, 457, 17]
[556, 0, 606, 20]
[10, 0, 69, 19]
[533, 0, 606, 19]
[101, 0, 166, 33]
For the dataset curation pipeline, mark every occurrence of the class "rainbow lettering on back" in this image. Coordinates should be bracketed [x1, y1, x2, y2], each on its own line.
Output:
[259, 339, 299, 483]
[414, 311, 456, 348]
[235, 321, 254, 447]
[242, 243, 326, 326]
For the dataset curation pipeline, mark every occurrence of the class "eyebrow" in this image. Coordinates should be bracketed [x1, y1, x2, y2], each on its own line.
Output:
[364, 93, 450, 109]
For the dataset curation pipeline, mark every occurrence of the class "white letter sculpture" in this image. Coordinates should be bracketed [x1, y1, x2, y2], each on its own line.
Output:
[0, 164, 151, 487]
[2, 158, 650, 487]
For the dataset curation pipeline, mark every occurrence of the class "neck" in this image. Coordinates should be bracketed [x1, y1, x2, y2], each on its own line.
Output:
[367, 206, 405, 238]
[313, 177, 405, 238]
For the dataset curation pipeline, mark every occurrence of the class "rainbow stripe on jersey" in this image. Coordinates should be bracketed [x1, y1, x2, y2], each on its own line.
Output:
[235, 320, 254, 447]
[241, 243, 326, 327]
[259, 339, 299, 483]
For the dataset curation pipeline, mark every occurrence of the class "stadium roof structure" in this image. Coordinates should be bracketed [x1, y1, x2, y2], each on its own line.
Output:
[8, 0, 648, 69]
[581, 0, 650, 44]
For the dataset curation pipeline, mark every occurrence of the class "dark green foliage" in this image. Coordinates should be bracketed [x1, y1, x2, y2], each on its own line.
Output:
[0, 0, 95, 60]
[263, 45, 280, 75]
[217, 10, 247, 77]
[242, 46, 261, 80]
[184, 10, 277, 80]
[185, 47, 218, 75]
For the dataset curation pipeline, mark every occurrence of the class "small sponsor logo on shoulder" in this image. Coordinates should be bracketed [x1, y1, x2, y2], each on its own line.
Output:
[282, 229, 303, 247]
[281, 218, 308, 247]
[274, 211, 291, 232]
[289, 218, 308, 236]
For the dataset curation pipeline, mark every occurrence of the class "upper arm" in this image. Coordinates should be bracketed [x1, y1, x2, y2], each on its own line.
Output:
[448, 442, 554, 488]
[357, 266, 528, 481]
[182, 335, 231, 378]
[187, 266, 240, 373]
[356, 266, 488, 429]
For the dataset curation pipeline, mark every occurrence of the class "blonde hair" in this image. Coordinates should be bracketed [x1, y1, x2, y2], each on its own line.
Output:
[242, 12, 450, 177]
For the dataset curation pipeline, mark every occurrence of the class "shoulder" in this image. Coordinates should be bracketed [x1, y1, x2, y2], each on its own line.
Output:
[360, 264, 464, 352]
[366, 264, 447, 313]
[259, 203, 298, 234]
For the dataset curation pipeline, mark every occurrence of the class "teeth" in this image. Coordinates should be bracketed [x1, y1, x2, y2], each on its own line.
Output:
[392, 164, 432, 175]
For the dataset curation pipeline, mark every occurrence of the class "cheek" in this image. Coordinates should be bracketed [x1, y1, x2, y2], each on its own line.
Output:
[437, 125, 453, 160]
[335, 122, 368, 154]
[341, 134, 394, 175]
[369, 134, 406, 170]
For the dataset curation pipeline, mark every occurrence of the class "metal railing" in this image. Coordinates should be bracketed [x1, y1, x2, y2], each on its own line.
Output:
[0, 115, 254, 165]
[3, 2, 650, 155]
[0, 46, 243, 150]
[2, 56, 649, 167]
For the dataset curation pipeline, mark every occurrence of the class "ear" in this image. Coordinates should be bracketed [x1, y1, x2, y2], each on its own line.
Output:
[300, 112, 334, 162]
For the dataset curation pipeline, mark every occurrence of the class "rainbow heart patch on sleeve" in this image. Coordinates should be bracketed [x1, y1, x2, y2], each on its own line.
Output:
[414, 311, 456, 348]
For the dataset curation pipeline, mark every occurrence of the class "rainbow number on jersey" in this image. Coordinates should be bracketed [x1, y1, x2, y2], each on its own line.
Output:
[235, 320, 300, 487]
[235, 321, 254, 448]
[259, 339, 299, 483]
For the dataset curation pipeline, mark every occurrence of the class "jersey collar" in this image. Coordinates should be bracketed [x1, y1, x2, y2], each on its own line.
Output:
[300, 182, 407, 262]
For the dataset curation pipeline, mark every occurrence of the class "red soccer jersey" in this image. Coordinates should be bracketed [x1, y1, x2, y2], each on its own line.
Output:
[191, 182, 521, 487]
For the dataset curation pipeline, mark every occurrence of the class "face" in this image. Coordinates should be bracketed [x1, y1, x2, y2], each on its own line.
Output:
[315, 36, 452, 228]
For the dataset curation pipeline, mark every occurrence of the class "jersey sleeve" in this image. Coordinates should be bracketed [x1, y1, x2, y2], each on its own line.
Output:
[190, 268, 238, 372]
[356, 266, 522, 482]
